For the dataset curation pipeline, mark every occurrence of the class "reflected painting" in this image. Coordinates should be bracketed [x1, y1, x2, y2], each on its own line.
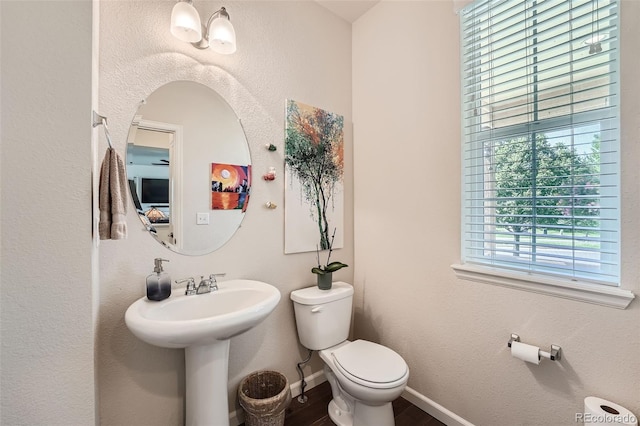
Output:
[285, 99, 344, 254]
[211, 163, 251, 211]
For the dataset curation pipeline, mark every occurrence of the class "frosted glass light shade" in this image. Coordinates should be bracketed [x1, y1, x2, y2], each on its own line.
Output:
[170, 1, 202, 43]
[209, 16, 236, 54]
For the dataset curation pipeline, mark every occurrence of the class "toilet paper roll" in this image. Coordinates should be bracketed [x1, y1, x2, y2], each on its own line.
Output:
[510, 341, 540, 365]
[583, 397, 638, 426]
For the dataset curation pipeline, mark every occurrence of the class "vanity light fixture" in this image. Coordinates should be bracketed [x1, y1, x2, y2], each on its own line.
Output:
[170, 0, 237, 54]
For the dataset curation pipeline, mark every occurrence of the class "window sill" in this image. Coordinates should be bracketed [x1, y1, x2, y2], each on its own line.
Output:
[451, 263, 635, 309]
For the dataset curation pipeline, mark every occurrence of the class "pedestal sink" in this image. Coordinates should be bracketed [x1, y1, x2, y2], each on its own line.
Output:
[125, 279, 281, 426]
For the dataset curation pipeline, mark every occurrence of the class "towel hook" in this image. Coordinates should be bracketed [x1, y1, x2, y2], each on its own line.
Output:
[92, 110, 114, 149]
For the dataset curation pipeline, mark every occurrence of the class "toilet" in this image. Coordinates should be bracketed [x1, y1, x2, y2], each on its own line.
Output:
[290, 282, 409, 426]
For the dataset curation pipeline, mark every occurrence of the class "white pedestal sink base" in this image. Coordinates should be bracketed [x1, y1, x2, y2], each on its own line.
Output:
[185, 340, 231, 426]
[125, 280, 281, 425]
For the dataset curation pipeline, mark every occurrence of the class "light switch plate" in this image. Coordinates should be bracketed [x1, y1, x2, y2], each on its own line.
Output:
[196, 212, 210, 225]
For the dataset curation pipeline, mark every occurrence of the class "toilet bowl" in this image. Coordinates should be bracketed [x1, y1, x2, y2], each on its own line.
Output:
[290, 282, 409, 426]
[320, 340, 409, 426]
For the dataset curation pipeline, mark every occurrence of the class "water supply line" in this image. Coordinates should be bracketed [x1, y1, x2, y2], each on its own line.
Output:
[296, 349, 314, 403]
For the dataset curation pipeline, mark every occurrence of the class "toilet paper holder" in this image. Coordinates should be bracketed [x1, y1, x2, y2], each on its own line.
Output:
[508, 334, 562, 361]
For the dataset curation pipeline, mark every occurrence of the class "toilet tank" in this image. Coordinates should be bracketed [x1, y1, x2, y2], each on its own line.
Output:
[290, 282, 354, 350]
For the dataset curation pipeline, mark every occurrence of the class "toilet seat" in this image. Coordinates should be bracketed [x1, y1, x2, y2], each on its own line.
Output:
[330, 340, 408, 390]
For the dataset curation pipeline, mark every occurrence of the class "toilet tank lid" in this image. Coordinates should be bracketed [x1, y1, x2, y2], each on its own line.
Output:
[290, 281, 353, 305]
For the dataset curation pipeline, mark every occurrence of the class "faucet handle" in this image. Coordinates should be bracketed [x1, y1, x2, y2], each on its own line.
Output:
[175, 277, 197, 295]
[208, 273, 225, 290]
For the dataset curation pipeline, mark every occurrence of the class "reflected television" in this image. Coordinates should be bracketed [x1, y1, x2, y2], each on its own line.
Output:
[140, 178, 169, 204]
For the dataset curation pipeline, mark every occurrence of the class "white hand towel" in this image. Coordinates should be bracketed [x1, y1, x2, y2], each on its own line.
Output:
[99, 148, 128, 240]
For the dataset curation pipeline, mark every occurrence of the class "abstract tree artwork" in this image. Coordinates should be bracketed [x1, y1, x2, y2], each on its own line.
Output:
[211, 163, 251, 211]
[285, 99, 344, 254]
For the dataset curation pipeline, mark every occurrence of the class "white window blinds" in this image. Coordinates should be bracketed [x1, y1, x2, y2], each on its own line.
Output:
[460, 0, 620, 284]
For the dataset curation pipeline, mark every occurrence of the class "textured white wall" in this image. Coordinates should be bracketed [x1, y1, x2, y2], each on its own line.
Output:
[97, 1, 353, 424]
[353, 1, 640, 425]
[0, 1, 96, 424]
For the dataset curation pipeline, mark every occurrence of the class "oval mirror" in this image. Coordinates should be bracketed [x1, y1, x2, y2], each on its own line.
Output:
[126, 81, 251, 255]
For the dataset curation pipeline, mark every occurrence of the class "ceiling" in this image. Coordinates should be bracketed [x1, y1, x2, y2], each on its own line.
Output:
[315, 0, 380, 23]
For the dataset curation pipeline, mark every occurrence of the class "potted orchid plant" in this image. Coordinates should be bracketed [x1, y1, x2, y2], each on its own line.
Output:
[311, 228, 348, 290]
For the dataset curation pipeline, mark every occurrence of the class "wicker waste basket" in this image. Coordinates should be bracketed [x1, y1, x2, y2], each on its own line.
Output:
[238, 370, 291, 426]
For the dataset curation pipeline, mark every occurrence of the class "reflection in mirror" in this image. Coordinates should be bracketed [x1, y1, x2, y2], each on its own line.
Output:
[127, 81, 251, 255]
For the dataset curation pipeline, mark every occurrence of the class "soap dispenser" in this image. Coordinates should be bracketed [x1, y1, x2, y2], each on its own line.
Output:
[146, 258, 171, 301]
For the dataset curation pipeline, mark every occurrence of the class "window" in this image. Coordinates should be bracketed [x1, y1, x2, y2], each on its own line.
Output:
[459, 1, 621, 287]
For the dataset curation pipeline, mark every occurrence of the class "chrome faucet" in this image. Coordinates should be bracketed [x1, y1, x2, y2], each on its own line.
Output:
[176, 274, 226, 296]
[196, 276, 214, 294]
[175, 277, 197, 296]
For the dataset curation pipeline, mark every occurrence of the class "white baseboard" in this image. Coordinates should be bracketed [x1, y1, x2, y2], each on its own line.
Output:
[229, 409, 243, 426]
[229, 370, 327, 426]
[402, 386, 475, 426]
[290, 369, 327, 398]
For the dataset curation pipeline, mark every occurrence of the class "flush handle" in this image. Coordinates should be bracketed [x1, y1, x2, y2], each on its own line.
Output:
[311, 306, 322, 313]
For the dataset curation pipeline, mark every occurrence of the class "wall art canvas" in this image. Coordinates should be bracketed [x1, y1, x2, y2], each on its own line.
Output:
[211, 163, 251, 211]
[285, 99, 344, 254]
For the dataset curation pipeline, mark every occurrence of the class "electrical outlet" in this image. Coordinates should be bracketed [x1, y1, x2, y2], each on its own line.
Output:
[196, 212, 210, 225]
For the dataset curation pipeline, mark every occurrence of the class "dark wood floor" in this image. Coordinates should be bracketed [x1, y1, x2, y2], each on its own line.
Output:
[242, 381, 446, 426]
